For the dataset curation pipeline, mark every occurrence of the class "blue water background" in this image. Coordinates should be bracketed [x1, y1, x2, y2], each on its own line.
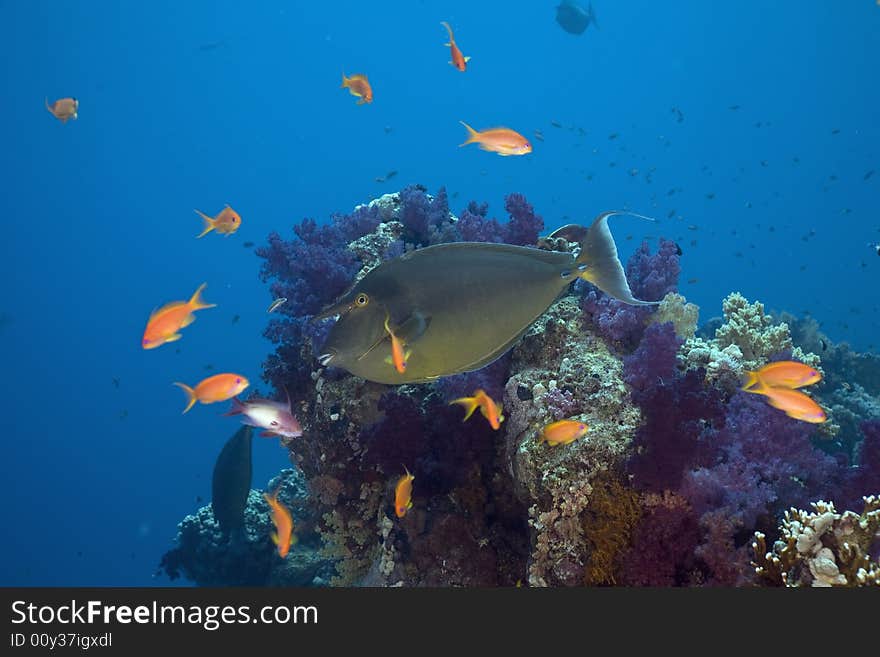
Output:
[1, 0, 877, 585]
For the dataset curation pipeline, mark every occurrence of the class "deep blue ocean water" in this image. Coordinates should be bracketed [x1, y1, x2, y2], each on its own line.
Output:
[1, 0, 877, 585]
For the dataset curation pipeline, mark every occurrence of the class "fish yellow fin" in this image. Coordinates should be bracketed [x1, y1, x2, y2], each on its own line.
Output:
[384, 349, 412, 365]
[464, 56, 471, 62]
[165, 333, 183, 342]
[271, 531, 279, 545]
[173, 382, 198, 414]
[450, 397, 478, 421]
[180, 313, 197, 328]
[741, 371, 759, 391]
[194, 210, 216, 238]
[459, 121, 480, 146]
[188, 282, 216, 311]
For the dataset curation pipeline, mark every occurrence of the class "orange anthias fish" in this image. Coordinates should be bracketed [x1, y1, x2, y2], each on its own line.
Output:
[383, 314, 410, 374]
[745, 385, 827, 424]
[45, 97, 78, 123]
[173, 373, 250, 414]
[341, 72, 373, 105]
[742, 360, 821, 391]
[450, 389, 505, 430]
[538, 419, 589, 446]
[264, 488, 295, 558]
[142, 283, 216, 349]
[194, 205, 241, 238]
[441, 21, 470, 71]
[459, 121, 532, 156]
[394, 465, 415, 518]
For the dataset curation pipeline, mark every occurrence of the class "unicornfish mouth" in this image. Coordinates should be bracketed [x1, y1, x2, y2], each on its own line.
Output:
[318, 352, 335, 366]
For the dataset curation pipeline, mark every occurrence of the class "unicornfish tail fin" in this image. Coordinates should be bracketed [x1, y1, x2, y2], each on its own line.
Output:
[574, 211, 660, 306]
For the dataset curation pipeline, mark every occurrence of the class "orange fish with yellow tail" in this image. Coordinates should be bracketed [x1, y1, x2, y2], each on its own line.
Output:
[394, 465, 415, 518]
[743, 383, 827, 424]
[142, 283, 216, 349]
[441, 21, 470, 71]
[459, 121, 532, 156]
[742, 360, 821, 391]
[538, 419, 589, 446]
[450, 389, 504, 430]
[45, 97, 78, 123]
[194, 205, 241, 238]
[383, 314, 410, 374]
[264, 488, 296, 558]
[173, 373, 250, 414]
[341, 72, 373, 104]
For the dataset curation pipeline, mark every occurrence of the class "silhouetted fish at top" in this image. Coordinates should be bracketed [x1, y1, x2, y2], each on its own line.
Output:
[556, 0, 598, 35]
[315, 211, 657, 384]
[211, 425, 252, 537]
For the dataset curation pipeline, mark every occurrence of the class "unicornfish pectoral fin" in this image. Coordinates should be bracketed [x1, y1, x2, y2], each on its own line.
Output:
[395, 311, 431, 344]
[575, 211, 660, 306]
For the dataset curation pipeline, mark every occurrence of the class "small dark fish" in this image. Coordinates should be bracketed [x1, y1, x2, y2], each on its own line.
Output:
[268, 297, 288, 313]
[819, 339, 827, 352]
[196, 495, 203, 504]
[386, 170, 398, 180]
[384, 126, 393, 134]
[551, 120, 562, 128]
[671, 107, 684, 123]
[198, 39, 226, 51]
[243, 241, 254, 248]
[729, 105, 740, 110]
[667, 210, 675, 219]
[687, 225, 698, 231]
[534, 130, 545, 142]
[831, 128, 840, 135]
[760, 160, 768, 167]
[232, 314, 240, 324]
[705, 193, 715, 200]
[375, 176, 386, 183]
[608, 133, 618, 140]
[203, 364, 214, 371]
[687, 278, 699, 284]
[112, 377, 120, 389]
[555, 0, 598, 35]
[119, 409, 128, 420]
[212, 426, 253, 537]
[674, 243, 682, 256]
[864, 170, 875, 181]
[870, 243, 880, 256]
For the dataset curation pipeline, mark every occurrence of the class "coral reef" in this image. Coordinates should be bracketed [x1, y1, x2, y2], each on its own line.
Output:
[752, 496, 880, 586]
[162, 187, 880, 588]
[158, 469, 334, 586]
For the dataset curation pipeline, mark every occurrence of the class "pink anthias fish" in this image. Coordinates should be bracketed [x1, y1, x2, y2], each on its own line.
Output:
[223, 395, 302, 438]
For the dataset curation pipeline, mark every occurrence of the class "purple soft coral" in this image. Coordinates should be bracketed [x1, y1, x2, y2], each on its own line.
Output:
[503, 193, 543, 246]
[582, 239, 681, 349]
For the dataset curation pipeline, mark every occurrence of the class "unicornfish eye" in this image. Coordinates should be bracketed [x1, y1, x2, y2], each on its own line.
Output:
[355, 294, 369, 307]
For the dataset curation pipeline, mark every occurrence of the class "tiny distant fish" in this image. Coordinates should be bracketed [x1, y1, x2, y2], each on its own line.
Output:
[198, 39, 226, 51]
[608, 132, 618, 140]
[194, 205, 241, 238]
[551, 121, 562, 128]
[386, 170, 398, 180]
[729, 104, 740, 110]
[112, 377, 120, 389]
[705, 193, 715, 199]
[45, 97, 78, 123]
[687, 278, 699, 284]
[864, 170, 875, 181]
[375, 176, 386, 183]
[231, 314, 240, 324]
[667, 209, 676, 219]
[687, 225, 698, 231]
[831, 128, 840, 135]
[119, 409, 128, 420]
[671, 107, 684, 123]
[341, 72, 373, 105]
[268, 297, 288, 313]
[534, 129, 544, 142]
[203, 364, 214, 370]
[243, 241, 254, 248]
[384, 126, 393, 134]
[459, 121, 531, 156]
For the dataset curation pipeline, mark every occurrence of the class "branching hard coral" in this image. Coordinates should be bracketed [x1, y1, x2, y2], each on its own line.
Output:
[651, 292, 699, 339]
[751, 496, 880, 586]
